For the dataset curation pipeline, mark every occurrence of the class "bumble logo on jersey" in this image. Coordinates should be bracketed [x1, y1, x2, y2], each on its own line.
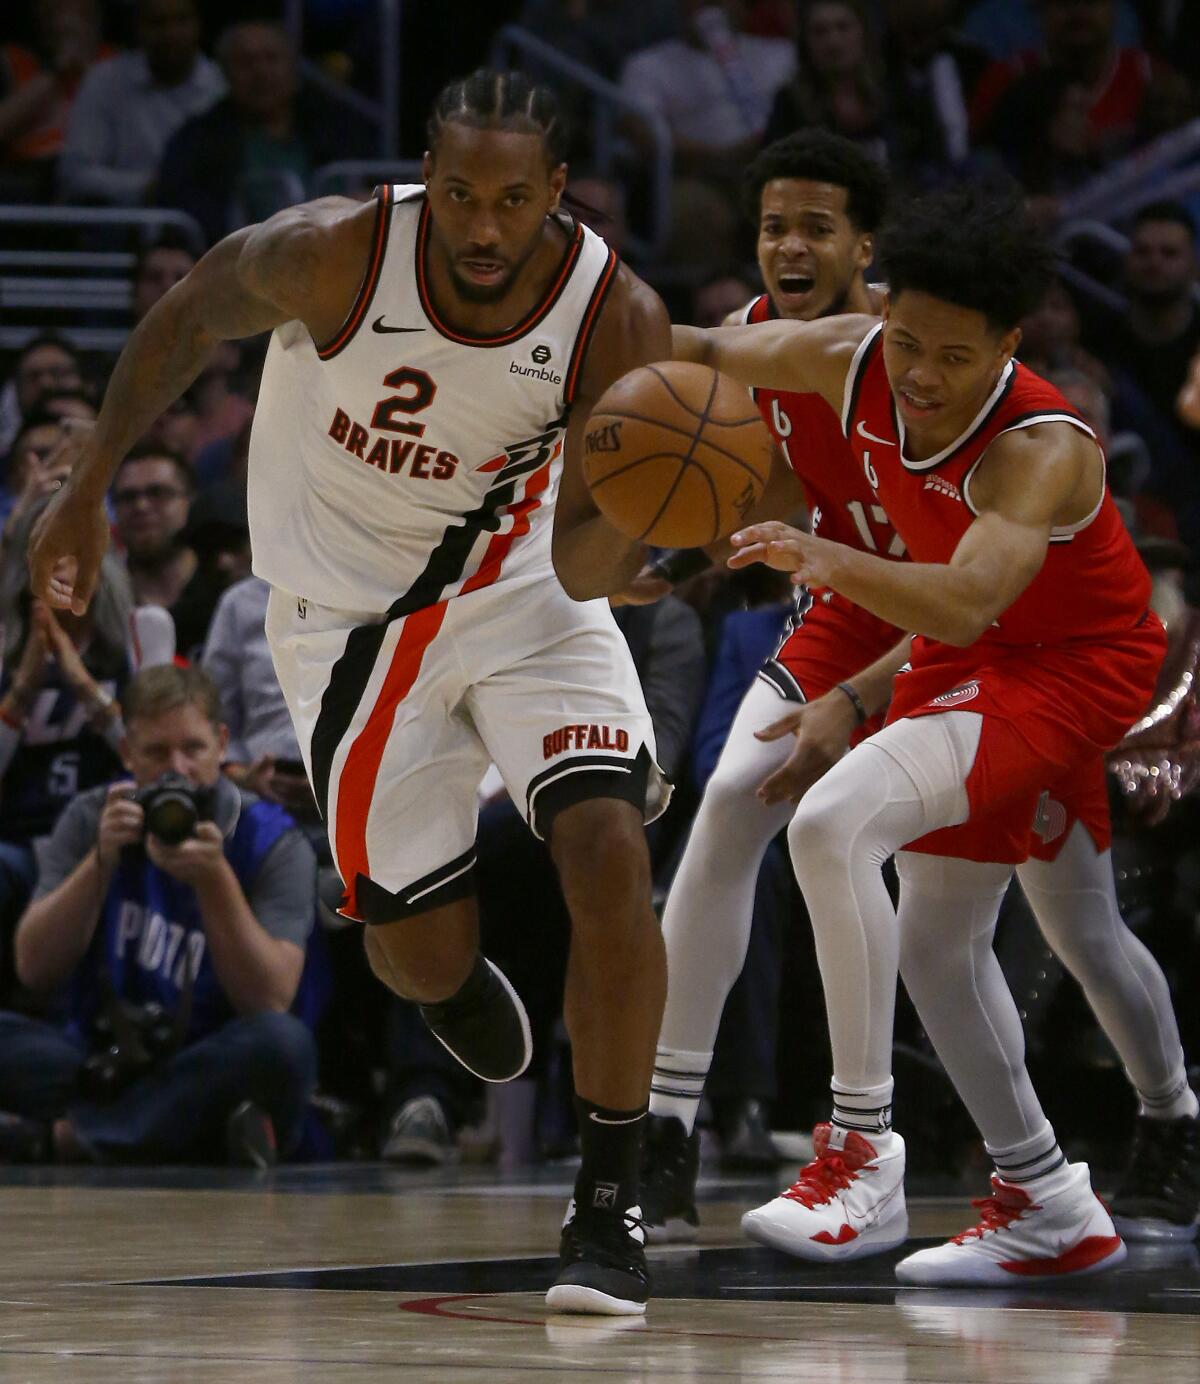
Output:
[509, 343, 563, 387]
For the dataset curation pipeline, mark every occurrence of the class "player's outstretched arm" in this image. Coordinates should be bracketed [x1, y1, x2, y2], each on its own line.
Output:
[553, 265, 674, 601]
[29, 197, 372, 614]
[672, 314, 873, 412]
[729, 423, 1093, 646]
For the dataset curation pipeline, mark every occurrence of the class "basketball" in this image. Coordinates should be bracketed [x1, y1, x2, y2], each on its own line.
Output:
[582, 361, 774, 548]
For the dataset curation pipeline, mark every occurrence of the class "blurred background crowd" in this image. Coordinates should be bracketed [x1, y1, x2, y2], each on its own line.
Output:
[0, 0, 1197, 1178]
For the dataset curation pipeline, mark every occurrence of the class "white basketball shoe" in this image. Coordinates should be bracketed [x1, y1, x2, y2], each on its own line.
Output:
[741, 1123, 908, 1261]
[895, 1163, 1127, 1287]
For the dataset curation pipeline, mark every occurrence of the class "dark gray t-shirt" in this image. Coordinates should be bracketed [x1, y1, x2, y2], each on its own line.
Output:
[34, 775, 316, 948]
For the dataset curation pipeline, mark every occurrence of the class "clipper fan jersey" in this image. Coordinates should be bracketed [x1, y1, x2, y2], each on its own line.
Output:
[249, 185, 617, 614]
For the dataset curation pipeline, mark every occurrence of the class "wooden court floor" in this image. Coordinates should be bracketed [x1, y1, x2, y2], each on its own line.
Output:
[0, 1162, 1196, 1382]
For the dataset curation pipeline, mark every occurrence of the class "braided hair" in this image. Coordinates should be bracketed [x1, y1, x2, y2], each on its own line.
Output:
[427, 69, 568, 166]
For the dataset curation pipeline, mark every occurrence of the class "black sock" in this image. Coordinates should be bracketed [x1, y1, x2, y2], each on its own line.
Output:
[574, 1097, 647, 1215]
[418, 954, 490, 1017]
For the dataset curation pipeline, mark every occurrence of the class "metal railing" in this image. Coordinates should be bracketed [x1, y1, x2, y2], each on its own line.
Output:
[488, 24, 674, 261]
[1059, 117, 1200, 224]
[0, 205, 206, 352]
[286, 0, 401, 159]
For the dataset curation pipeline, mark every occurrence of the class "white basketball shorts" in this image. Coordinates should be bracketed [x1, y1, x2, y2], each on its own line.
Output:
[265, 577, 669, 922]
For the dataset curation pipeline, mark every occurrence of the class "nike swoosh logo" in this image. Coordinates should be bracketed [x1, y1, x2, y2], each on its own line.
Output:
[856, 421, 896, 446]
[588, 1111, 645, 1126]
[372, 317, 424, 334]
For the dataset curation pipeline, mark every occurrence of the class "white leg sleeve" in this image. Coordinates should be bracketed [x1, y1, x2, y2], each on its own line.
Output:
[657, 679, 797, 1057]
[786, 711, 979, 1091]
[896, 850, 1052, 1148]
[1017, 823, 1189, 1107]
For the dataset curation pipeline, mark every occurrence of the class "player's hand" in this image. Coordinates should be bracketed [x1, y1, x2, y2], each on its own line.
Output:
[28, 425, 110, 615]
[97, 781, 144, 872]
[146, 820, 228, 887]
[611, 566, 672, 607]
[753, 691, 859, 805]
[727, 521, 839, 588]
[1178, 349, 1200, 430]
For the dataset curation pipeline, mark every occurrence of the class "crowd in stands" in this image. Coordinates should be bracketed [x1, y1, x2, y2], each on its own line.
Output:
[0, 0, 1197, 1174]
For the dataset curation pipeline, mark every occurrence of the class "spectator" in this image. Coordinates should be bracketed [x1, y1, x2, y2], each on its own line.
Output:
[693, 273, 758, 327]
[0, 409, 74, 534]
[566, 173, 630, 258]
[39, 389, 97, 426]
[0, 664, 316, 1165]
[171, 482, 253, 660]
[882, 0, 989, 185]
[111, 446, 197, 611]
[0, 499, 140, 956]
[972, 0, 1177, 179]
[131, 233, 196, 324]
[762, 0, 886, 156]
[58, 0, 224, 207]
[0, 335, 84, 455]
[619, 1, 795, 266]
[1109, 202, 1200, 430]
[0, 0, 109, 200]
[157, 20, 374, 245]
[201, 574, 312, 819]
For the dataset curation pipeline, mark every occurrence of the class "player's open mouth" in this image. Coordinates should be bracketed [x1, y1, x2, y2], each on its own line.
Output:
[898, 388, 941, 418]
[777, 273, 815, 301]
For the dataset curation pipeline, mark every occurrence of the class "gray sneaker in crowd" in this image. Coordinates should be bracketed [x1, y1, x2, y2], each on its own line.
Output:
[382, 1095, 458, 1166]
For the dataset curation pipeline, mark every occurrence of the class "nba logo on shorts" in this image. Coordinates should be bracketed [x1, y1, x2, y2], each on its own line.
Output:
[931, 680, 980, 708]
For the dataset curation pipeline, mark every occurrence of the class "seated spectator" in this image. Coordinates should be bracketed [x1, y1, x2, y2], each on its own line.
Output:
[171, 483, 253, 660]
[201, 574, 312, 821]
[131, 232, 196, 324]
[882, 0, 989, 186]
[0, 334, 85, 456]
[619, 0, 794, 266]
[693, 273, 758, 327]
[763, 0, 886, 157]
[0, 408, 75, 536]
[39, 389, 97, 426]
[0, 664, 316, 1165]
[58, 0, 224, 207]
[1109, 202, 1200, 430]
[0, 0, 110, 200]
[157, 19, 374, 245]
[0, 498, 147, 962]
[566, 172, 630, 259]
[971, 0, 1179, 181]
[111, 446, 197, 611]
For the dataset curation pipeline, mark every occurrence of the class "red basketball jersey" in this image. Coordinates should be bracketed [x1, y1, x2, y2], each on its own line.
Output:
[842, 323, 1152, 648]
[742, 296, 906, 562]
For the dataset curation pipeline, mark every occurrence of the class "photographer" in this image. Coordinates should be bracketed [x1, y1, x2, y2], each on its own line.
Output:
[0, 664, 316, 1164]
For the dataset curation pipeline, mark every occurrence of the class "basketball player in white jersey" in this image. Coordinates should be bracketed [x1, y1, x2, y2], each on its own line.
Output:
[30, 70, 673, 1317]
[628, 138, 1199, 1251]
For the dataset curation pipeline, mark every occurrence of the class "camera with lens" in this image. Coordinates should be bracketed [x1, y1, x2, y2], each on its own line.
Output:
[135, 772, 215, 845]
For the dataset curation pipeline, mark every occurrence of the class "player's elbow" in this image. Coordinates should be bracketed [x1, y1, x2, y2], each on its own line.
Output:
[552, 543, 600, 602]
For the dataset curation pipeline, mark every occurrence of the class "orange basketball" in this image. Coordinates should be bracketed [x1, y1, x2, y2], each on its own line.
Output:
[582, 361, 774, 548]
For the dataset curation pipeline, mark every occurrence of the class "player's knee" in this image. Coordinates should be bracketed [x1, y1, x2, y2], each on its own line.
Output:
[787, 774, 855, 870]
[549, 797, 650, 903]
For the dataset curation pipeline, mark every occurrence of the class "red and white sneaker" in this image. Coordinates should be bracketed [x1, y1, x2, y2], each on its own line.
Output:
[741, 1123, 907, 1261]
[895, 1163, 1127, 1287]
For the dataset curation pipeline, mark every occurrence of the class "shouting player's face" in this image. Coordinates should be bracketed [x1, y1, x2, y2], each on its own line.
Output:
[757, 178, 872, 320]
[424, 124, 567, 304]
[882, 291, 1021, 439]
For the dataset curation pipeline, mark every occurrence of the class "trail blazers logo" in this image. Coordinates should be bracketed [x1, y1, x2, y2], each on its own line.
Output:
[931, 680, 980, 708]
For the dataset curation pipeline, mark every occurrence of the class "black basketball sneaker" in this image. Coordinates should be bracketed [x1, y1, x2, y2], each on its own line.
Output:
[419, 957, 532, 1083]
[1110, 1113, 1200, 1242]
[640, 1113, 701, 1243]
[545, 1198, 650, 1315]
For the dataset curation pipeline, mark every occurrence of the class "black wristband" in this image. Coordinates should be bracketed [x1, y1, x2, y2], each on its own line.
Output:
[647, 548, 713, 585]
[835, 680, 868, 725]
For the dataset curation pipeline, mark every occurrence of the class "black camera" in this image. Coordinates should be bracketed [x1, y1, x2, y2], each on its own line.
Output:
[135, 772, 215, 845]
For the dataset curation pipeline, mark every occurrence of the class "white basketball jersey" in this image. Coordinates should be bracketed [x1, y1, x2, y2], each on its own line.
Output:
[248, 184, 618, 614]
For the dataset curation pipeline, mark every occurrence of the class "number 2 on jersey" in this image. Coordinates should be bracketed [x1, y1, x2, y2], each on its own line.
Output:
[846, 500, 906, 557]
[370, 367, 436, 437]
